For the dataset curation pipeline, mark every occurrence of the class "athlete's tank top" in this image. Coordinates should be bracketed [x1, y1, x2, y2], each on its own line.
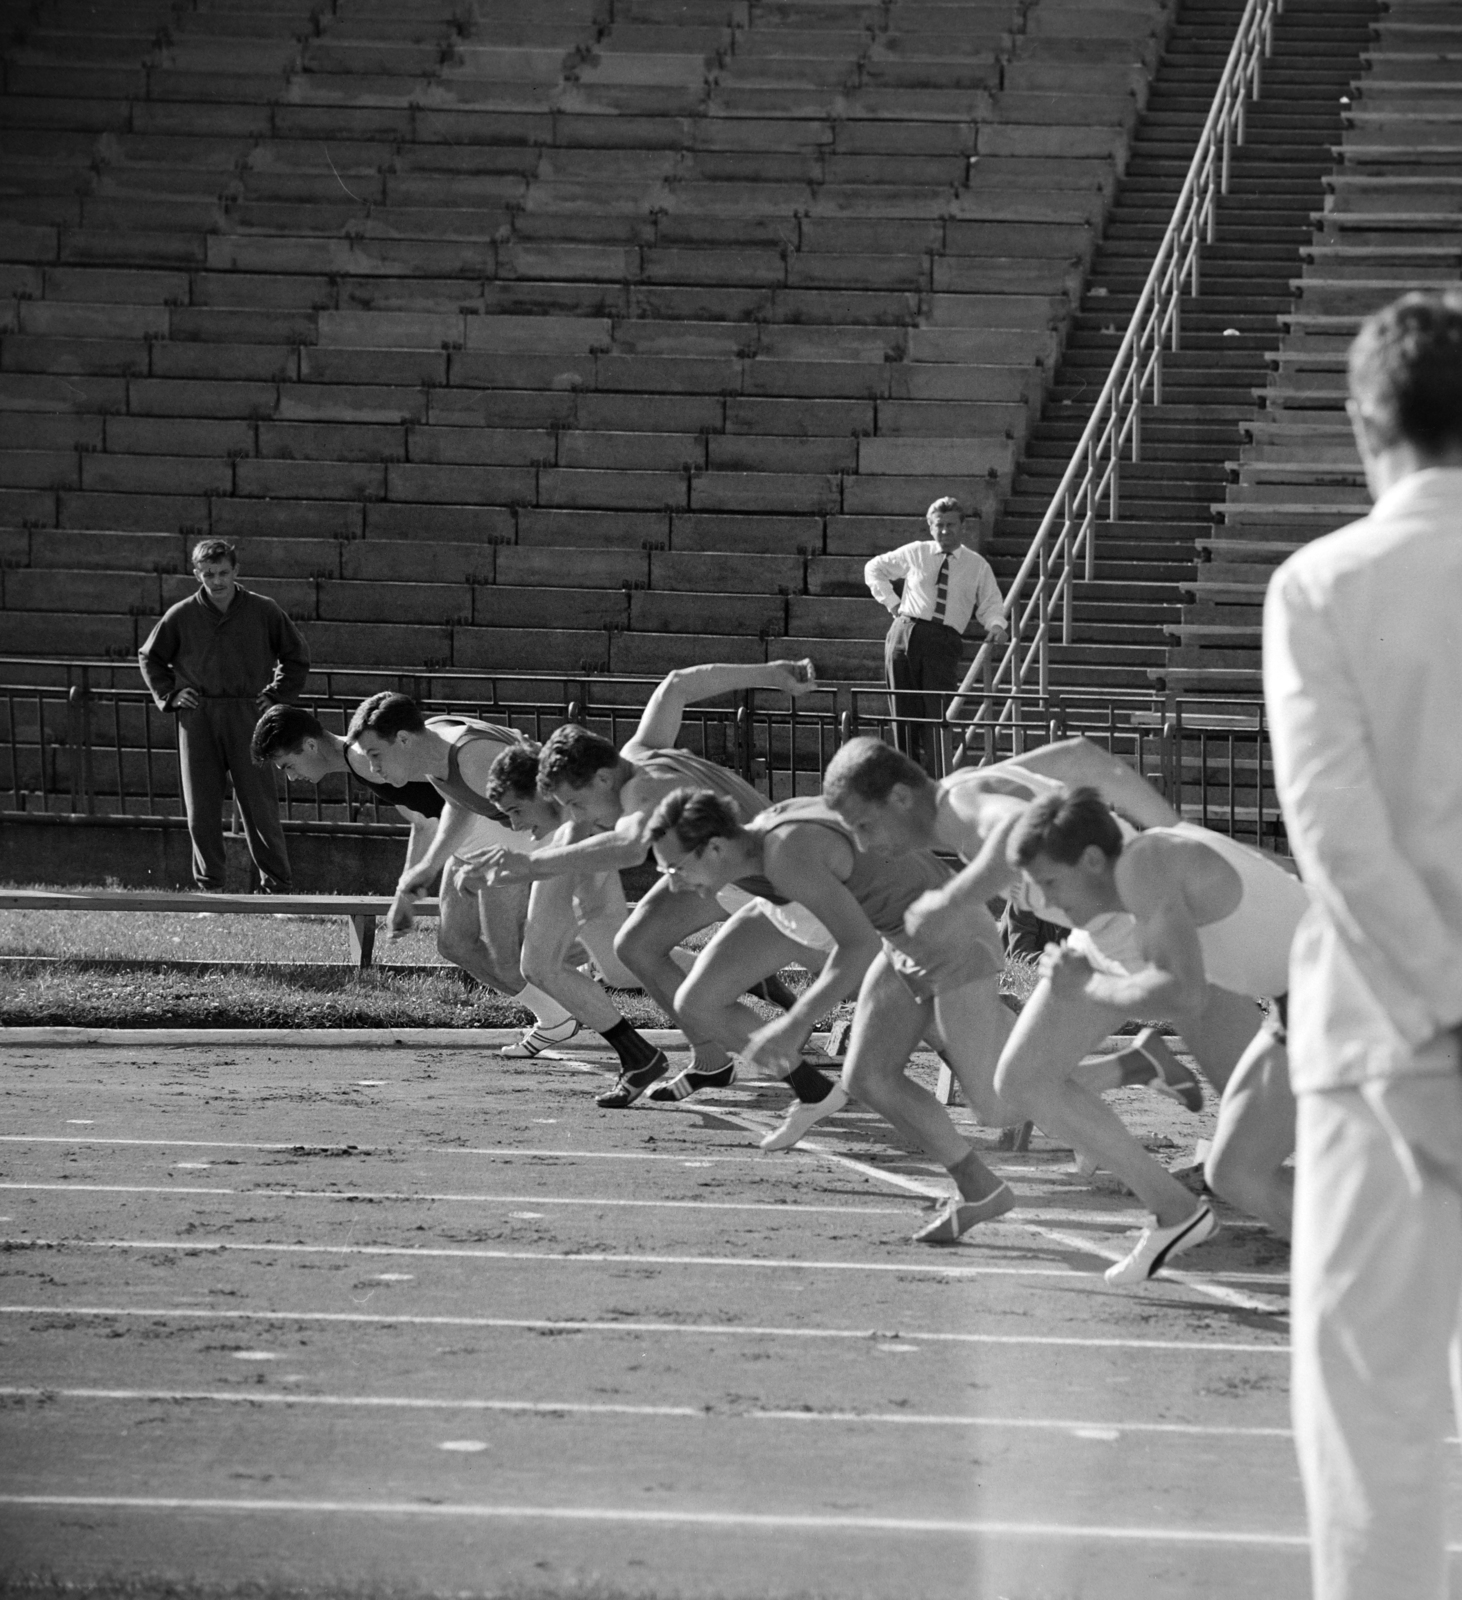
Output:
[426, 716, 522, 819]
[635, 747, 768, 825]
[734, 796, 951, 935]
[1145, 823, 1309, 997]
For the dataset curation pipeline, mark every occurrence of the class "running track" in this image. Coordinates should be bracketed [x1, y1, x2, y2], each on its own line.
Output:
[1, 1039, 1457, 1599]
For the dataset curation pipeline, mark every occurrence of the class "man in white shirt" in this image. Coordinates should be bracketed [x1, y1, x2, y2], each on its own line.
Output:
[1264, 290, 1462, 1600]
[864, 496, 1007, 772]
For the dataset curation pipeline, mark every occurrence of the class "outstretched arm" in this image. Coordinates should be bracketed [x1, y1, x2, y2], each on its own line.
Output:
[999, 736, 1179, 829]
[903, 804, 1024, 946]
[623, 659, 816, 758]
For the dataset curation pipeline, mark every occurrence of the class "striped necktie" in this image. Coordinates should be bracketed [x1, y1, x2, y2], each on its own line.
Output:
[930, 554, 950, 625]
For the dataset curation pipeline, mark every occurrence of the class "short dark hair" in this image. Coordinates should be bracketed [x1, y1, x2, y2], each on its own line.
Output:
[486, 741, 543, 806]
[191, 538, 237, 568]
[647, 787, 743, 851]
[1010, 785, 1123, 867]
[537, 724, 620, 794]
[1349, 290, 1462, 454]
[822, 736, 931, 808]
[251, 703, 324, 766]
[347, 691, 426, 744]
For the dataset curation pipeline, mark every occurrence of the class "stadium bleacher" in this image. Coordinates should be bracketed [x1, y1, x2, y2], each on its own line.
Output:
[1, 0, 1168, 683]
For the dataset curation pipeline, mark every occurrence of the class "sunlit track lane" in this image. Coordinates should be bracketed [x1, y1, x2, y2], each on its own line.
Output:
[0, 1043, 1322, 1599]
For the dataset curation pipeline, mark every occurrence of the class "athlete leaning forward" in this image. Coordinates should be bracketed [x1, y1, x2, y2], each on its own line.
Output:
[455, 660, 818, 1107]
[821, 736, 1305, 1275]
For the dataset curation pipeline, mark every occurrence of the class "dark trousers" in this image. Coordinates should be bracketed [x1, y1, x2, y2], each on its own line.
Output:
[177, 699, 291, 892]
[884, 614, 961, 771]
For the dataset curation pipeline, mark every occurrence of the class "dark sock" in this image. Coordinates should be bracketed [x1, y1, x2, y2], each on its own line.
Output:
[786, 1062, 833, 1104]
[600, 1019, 661, 1074]
[948, 1147, 1001, 1202]
[749, 974, 799, 1012]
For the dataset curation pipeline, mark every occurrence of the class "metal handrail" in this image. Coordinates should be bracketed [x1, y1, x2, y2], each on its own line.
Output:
[947, 0, 1284, 731]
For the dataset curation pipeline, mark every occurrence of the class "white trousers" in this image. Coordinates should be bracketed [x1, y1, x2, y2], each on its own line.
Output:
[1292, 1070, 1462, 1600]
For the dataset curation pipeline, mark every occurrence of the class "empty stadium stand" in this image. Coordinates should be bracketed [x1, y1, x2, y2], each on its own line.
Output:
[982, 0, 1381, 698]
[1166, 0, 1460, 692]
[0, 0, 1174, 682]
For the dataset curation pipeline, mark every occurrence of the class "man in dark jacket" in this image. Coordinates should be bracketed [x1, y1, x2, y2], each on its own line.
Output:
[138, 539, 310, 892]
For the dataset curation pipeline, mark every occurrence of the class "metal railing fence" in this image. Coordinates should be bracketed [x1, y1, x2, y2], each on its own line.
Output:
[947, 0, 1285, 730]
[1, 658, 1286, 850]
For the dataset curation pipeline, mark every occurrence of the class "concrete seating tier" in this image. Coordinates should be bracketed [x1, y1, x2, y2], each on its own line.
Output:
[1164, 0, 1457, 694]
[0, 0, 1182, 686]
[981, 0, 1379, 697]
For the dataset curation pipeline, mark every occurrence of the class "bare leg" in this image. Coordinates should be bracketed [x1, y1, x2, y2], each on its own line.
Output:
[843, 956, 1003, 1201]
[1183, 985, 1266, 1097]
[520, 872, 622, 1033]
[436, 863, 528, 995]
[675, 904, 813, 1060]
[1205, 1026, 1295, 1238]
[614, 876, 727, 1064]
[572, 871, 640, 990]
[994, 976, 1200, 1227]
[929, 976, 1020, 1127]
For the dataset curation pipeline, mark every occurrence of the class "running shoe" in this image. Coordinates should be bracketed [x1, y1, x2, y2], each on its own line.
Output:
[1104, 1203, 1217, 1285]
[647, 1062, 736, 1102]
[1123, 1027, 1204, 1113]
[759, 1082, 850, 1151]
[596, 1050, 669, 1108]
[912, 1182, 1015, 1244]
[499, 1018, 581, 1059]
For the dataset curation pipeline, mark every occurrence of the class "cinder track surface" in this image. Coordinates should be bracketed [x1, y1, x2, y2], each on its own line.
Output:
[0, 1039, 1450, 1599]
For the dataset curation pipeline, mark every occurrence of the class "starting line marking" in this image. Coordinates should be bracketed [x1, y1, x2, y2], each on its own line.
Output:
[0, 1385, 1295, 1440]
[0, 1136, 766, 1164]
[0, 1183, 915, 1218]
[0, 1182, 1206, 1235]
[0, 1304, 1292, 1355]
[0, 1494, 1326, 1548]
[1, 1237, 1092, 1280]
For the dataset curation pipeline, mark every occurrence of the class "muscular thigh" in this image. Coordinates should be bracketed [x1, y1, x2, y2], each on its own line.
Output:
[998, 977, 1126, 1091]
[1183, 985, 1266, 1096]
[521, 873, 581, 968]
[682, 903, 814, 1006]
[618, 875, 724, 954]
[1210, 1026, 1296, 1170]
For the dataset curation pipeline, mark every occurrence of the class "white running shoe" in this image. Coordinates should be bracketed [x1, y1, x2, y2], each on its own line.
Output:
[500, 1018, 581, 1059]
[1104, 1203, 1217, 1285]
[760, 1082, 849, 1151]
[912, 1182, 1015, 1244]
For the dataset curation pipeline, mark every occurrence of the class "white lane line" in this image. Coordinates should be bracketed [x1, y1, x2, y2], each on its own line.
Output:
[2, 1237, 1087, 1280]
[0, 1387, 701, 1419]
[0, 1183, 913, 1218]
[1026, 1225, 1290, 1316]
[0, 1137, 764, 1164]
[1, 1183, 1209, 1234]
[0, 1305, 1292, 1355]
[0, 1495, 1325, 1547]
[0, 1386, 1294, 1440]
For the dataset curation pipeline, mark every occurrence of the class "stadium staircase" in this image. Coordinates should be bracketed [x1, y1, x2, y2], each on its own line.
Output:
[0, 0, 1173, 684]
[983, 0, 1381, 698]
[1165, 0, 1462, 693]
